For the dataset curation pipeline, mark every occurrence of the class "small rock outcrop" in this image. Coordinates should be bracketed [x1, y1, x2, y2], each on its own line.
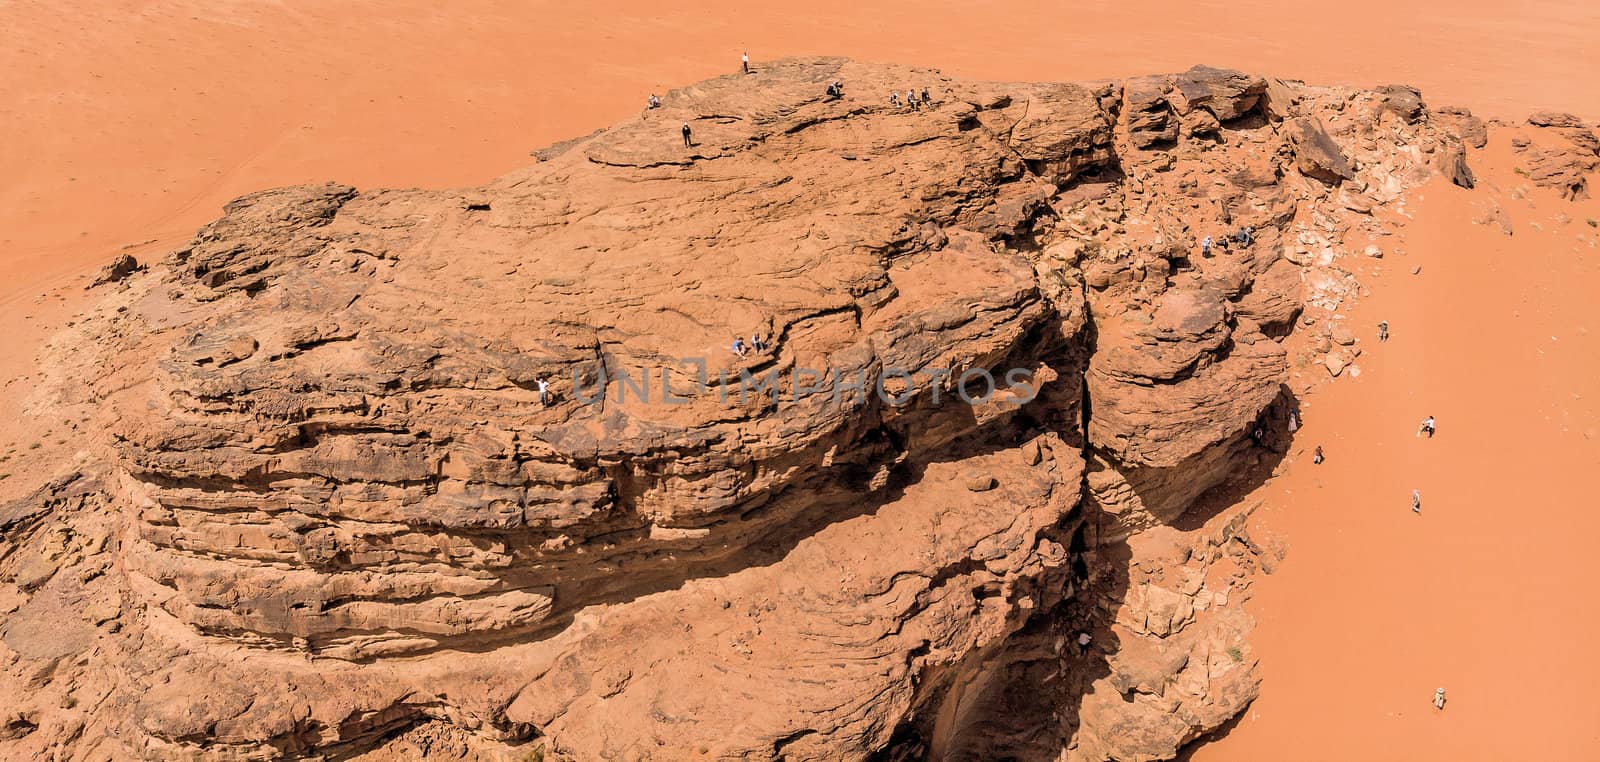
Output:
[1516, 113, 1599, 199]
[0, 58, 1506, 761]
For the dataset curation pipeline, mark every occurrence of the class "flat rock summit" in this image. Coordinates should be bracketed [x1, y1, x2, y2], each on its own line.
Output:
[2, 57, 1594, 760]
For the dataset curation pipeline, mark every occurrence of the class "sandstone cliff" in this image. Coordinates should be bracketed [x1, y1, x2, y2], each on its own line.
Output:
[0, 57, 1539, 760]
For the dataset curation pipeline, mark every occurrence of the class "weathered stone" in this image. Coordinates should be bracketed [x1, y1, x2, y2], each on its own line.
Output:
[966, 474, 998, 492]
[1285, 116, 1356, 183]
[1324, 354, 1347, 376]
[87, 253, 140, 288]
[1376, 83, 1426, 123]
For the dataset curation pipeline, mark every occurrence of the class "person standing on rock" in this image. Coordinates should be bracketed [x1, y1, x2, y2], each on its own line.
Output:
[1434, 687, 1447, 710]
[1076, 631, 1092, 655]
[1202, 235, 1213, 256]
[1288, 412, 1299, 433]
[1378, 320, 1389, 342]
[1418, 415, 1436, 438]
[1412, 489, 1422, 513]
[742, 51, 750, 74]
[536, 377, 551, 406]
[681, 122, 692, 148]
[1313, 445, 1324, 464]
[921, 88, 931, 105]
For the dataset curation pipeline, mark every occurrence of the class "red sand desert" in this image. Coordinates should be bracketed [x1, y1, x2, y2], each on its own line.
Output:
[2, 2, 1597, 760]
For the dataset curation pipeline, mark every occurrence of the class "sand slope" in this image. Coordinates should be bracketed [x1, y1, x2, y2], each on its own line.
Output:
[1192, 135, 1600, 760]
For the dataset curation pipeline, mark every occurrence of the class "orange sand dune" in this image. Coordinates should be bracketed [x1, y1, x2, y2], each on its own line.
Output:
[1193, 140, 1600, 761]
[3, 1, 1599, 758]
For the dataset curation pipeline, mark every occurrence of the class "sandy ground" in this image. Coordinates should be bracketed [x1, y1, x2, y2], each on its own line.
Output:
[2, 0, 1598, 757]
[1192, 139, 1600, 760]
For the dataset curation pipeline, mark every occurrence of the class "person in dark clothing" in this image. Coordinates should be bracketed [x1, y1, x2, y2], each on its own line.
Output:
[1378, 320, 1389, 342]
[681, 122, 692, 148]
[921, 88, 931, 105]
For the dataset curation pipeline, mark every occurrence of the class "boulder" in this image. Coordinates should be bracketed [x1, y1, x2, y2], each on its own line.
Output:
[1172, 65, 1267, 122]
[1529, 112, 1586, 129]
[1285, 116, 1355, 183]
[1436, 106, 1489, 148]
[1376, 83, 1426, 123]
[87, 253, 141, 288]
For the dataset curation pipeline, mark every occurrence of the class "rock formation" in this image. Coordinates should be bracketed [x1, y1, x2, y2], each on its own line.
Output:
[0, 58, 1524, 760]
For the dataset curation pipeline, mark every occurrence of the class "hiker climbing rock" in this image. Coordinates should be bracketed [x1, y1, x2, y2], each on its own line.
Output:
[1313, 445, 1324, 464]
[1434, 687, 1447, 710]
[1378, 320, 1389, 342]
[1412, 489, 1422, 513]
[1418, 415, 1436, 438]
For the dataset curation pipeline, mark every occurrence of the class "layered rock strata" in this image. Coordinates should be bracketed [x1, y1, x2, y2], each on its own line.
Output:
[0, 57, 1536, 760]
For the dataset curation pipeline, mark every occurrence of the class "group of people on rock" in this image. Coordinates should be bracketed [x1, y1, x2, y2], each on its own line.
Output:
[655, 53, 941, 148]
[889, 87, 933, 110]
[1200, 226, 1255, 256]
[731, 332, 769, 357]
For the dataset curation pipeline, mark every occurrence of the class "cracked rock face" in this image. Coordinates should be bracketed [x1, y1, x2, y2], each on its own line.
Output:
[1, 58, 1473, 760]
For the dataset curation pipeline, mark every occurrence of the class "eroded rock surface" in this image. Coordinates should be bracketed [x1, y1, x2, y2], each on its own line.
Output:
[0, 58, 1505, 761]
